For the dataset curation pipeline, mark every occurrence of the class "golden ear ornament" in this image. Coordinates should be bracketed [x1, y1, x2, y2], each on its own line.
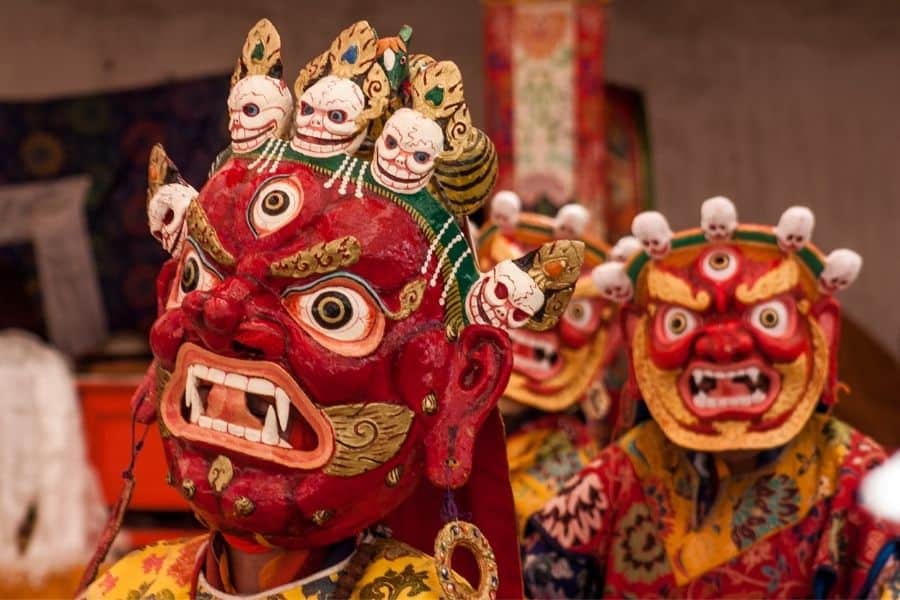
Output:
[434, 520, 499, 600]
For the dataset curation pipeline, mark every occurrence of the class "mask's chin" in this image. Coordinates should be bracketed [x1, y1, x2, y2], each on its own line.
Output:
[160, 343, 336, 469]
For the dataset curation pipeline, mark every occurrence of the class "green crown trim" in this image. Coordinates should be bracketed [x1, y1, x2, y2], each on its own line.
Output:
[626, 228, 826, 283]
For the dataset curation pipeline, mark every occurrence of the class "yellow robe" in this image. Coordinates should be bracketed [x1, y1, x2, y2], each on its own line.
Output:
[82, 533, 472, 599]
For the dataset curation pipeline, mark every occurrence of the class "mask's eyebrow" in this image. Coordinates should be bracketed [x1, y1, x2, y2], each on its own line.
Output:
[282, 271, 426, 321]
[269, 236, 361, 279]
[186, 199, 236, 266]
[735, 259, 799, 304]
[647, 265, 711, 311]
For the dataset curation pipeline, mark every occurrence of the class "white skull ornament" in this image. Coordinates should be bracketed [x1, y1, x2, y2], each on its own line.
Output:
[227, 76, 292, 154]
[291, 75, 367, 158]
[554, 204, 590, 239]
[490, 190, 521, 233]
[371, 108, 444, 194]
[775, 206, 815, 252]
[632, 211, 673, 259]
[819, 248, 862, 294]
[466, 260, 545, 329]
[610, 236, 642, 263]
[700, 196, 738, 242]
[592, 262, 633, 303]
[147, 183, 196, 257]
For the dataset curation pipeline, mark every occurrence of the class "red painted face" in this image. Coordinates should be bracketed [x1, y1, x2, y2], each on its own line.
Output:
[150, 157, 511, 548]
[629, 245, 838, 451]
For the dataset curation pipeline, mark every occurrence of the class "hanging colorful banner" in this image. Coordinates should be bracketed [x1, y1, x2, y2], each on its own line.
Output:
[484, 0, 608, 234]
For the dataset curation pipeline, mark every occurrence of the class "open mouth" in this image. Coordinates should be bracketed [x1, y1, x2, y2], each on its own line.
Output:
[509, 329, 563, 381]
[293, 130, 358, 147]
[232, 123, 276, 145]
[678, 360, 780, 418]
[161, 343, 334, 469]
[375, 160, 425, 186]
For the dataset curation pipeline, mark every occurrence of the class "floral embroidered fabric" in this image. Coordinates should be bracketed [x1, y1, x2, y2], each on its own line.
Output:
[523, 414, 900, 598]
[83, 533, 473, 599]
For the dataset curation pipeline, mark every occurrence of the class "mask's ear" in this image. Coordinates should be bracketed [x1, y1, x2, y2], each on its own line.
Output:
[812, 296, 842, 405]
[425, 324, 512, 488]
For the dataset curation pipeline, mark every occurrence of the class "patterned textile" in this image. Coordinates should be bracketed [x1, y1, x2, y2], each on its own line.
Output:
[83, 533, 473, 599]
[507, 414, 598, 537]
[0, 76, 229, 340]
[483, 0, 608, 234]
[522, 415, 900, 598]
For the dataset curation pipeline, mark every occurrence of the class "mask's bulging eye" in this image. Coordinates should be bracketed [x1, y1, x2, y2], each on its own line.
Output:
[749, 299, 791, 337]
[659, 306, 700, 342]
[166, 244, 222, 309]
[700, 249, 739, 281]
[248, 175, 304, 237]
[283, 282, 386, 357]
[563, 298, 594, 329]
[242, 103, 260, 117]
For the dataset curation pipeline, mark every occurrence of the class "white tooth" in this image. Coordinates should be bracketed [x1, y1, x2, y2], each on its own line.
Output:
[185, 375, 195, 408]
[224, 373, 249, 391]
[212, 418, 228, 432]
[693, 371, 703, 385]
[275, 389, 290, 432]
[748, 367, 760, 383]
[227, 423, 245, 436]
[248, 377, 275, 396]
[708, 370, 721, 379]
[198, 416, 213, 429]
[277, 439, 292, 449]
[193, 364, 209, 379]
[694, 392, 708, 407]
[244, 428, 261, 443]
[207, 368, 226, 384]
[262, 406, 279, 445]
[739, 395, 751, 406]
[190, 394, 202, 423]
[752, 389, 766, 403]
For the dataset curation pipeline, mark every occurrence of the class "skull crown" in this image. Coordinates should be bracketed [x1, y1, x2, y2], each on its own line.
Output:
[595, 200, 862, 304]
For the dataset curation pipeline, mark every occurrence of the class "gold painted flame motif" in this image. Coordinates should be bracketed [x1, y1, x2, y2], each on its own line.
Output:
[231, 18, 283, 86]
[384, 278, 426, 321]
[522, 240, 585, 331]
[646, 265, 710, 311]
[322, 403, 415, 477]
[269, 236, 361, 278]
[735, 258, 799, 304]
[186, 200, 236, 266]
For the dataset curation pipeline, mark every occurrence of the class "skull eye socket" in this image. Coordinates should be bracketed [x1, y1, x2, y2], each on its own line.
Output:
[494, 281, 509, 300]
[166, 243, 222, 310]
[283, 281, 386, 357]
[748, 299, 791, 337]
[385, 135, 398, 150]
[242, 103, 260, 117]
[300, 101, 315, 116]
[327, 109, 347, 124]
[413, 151, 431, 164]
[248, 175, 304, 237]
